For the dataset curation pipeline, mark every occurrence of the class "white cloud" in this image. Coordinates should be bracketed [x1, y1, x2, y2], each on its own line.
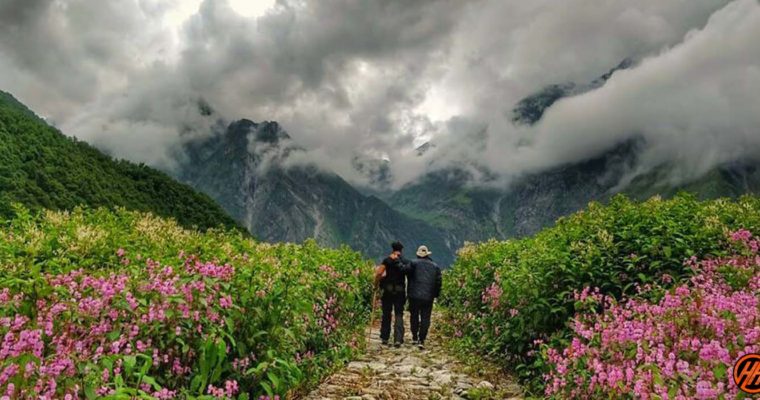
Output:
[470, 0, 760, 185]
[227, 0, 275, 18]
[1, 0, 758, 190]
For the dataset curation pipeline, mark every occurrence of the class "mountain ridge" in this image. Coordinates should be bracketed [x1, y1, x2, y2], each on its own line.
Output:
[174, 119, 457, 265]
[7, 51, 759, 267]
[0, 90, 241, 232]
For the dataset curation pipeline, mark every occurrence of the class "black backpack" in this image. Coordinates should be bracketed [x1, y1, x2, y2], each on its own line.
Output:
[381, 257, 407, 293]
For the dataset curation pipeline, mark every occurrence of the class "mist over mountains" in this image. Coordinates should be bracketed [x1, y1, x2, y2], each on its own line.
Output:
[174, 118, 457, 264]
[164, 60, 760, 264]
[3, 0, 760, 263]
[3, 0, 760, 190]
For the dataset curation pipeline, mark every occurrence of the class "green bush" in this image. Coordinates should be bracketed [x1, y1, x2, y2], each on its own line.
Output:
[441, 193, 760, 391]
[0, 206, 373, 398]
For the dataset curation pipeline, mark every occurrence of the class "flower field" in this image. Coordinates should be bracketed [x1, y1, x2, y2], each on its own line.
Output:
[441, 194, 760, 397]
[0, 206, 373, 399]
[545, 230, 759, 399]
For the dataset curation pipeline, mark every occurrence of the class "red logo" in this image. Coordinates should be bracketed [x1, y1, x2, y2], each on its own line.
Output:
[734, 353, 760, 394]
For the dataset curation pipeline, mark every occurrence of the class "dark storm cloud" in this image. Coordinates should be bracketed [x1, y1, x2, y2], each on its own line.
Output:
[0, 0, 176, 119]
[169, 0, 465, 177]
[0, 0, 758, 189]
[427, 0, 760, 188]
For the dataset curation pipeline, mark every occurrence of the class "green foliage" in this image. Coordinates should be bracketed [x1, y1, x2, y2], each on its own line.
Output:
[0, 90, 239, 232]
[0, 206, 373, 397]
[441, 193, 760, 392]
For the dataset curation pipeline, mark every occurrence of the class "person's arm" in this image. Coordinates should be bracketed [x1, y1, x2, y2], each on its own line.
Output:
[400, 258, 414, 275]
[374, 263, 386, 286]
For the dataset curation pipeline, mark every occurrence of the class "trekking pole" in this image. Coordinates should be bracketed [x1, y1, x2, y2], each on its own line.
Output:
[367, 263, 385, 345]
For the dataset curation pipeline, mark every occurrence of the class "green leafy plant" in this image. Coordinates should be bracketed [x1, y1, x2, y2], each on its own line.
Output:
[441, 193, 760, 393]
[0, 206, 373, 398]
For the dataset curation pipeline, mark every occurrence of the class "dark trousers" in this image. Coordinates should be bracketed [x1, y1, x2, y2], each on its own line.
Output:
[380, 292, 405, 344]
[409, 298, 433, 343]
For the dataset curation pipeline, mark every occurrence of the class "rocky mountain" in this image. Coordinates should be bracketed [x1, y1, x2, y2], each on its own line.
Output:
[511, 58, 633, 125]
[388, 145, 760, 262]
[386, 59, 760, 258]
[387, 139, 643, 244]
[174, 119, 456, 266]
[0, 90, 239, 231]
[159, 58, 758, 265]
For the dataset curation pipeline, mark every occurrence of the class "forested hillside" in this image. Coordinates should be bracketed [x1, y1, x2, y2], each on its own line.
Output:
[0, 90, 239, 231]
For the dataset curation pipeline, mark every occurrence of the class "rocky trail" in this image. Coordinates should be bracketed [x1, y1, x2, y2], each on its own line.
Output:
[302, 311, 523, 400]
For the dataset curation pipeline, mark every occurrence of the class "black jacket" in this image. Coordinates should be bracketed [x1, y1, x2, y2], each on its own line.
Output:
[403, 257, 442, 301]
[379, 256, 409, 295]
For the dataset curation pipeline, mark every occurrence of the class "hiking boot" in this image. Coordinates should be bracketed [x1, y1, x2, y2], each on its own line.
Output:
[394, 343, 401, 349]
[411, 337, 419, 345]
[417, 342, 425, 350]
[381, 340, 390, 346]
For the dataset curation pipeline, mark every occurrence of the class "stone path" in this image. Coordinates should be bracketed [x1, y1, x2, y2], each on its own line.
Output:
[302, 311, 523, 400]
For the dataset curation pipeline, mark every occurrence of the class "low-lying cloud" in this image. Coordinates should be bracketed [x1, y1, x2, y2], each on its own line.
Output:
[1, 0, 757, 190]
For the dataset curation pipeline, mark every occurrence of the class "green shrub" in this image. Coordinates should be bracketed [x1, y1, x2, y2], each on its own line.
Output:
[0, 205, 373, 398]
[441, 193, 760, 391]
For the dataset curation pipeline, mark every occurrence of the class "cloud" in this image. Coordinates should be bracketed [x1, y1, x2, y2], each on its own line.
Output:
[452, 0, 760, 186]
[1, 0, 758, 190]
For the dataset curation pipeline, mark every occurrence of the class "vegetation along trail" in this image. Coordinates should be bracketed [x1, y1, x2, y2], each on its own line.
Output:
[303, 311, 524, 400]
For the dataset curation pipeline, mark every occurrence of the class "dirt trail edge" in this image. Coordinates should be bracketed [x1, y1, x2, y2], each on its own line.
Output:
[302, 311, 524, 400]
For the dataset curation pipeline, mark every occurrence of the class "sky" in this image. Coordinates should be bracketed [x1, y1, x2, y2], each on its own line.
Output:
[1, 0, 759, 189]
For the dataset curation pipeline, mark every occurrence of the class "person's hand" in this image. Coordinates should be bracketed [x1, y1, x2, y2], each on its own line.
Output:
[374, 264, 386, 286]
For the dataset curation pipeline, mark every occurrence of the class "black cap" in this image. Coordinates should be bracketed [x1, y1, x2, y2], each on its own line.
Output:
[391, 241, 404, 252]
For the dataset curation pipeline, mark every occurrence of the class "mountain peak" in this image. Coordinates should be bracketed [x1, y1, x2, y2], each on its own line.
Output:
[511, 58, 635, 126]
[252, 121, 290, 143]
[226, 119, 290, 145]
[415, 141, 434, 156]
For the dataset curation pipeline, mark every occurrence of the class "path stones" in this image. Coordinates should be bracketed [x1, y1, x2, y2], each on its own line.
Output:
[476, 381, 495, 390]
[301, 312, 523, 400]
[429, 370, 454, 385]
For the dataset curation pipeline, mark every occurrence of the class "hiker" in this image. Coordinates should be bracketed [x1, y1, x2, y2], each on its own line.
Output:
[402, 245, 442, 349]
[374, 241, 409, 347]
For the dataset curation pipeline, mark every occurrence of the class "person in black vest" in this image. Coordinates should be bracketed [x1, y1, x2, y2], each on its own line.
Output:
[374, 241, 409, 347]
[402, 245, 442, 350]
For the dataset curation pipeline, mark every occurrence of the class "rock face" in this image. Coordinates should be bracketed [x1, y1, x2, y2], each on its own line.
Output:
[175, 119, 456, 266]
[386, 139, 644, 245]
[511, 58, 633, 125]
[302, 312, 523, 400]
[172, 58, 760, 264]
[385, 58, 760, 256]
[388, 142, 760, 260]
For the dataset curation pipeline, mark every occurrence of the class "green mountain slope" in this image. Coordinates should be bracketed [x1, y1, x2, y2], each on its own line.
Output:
[0, 90, 239, 231]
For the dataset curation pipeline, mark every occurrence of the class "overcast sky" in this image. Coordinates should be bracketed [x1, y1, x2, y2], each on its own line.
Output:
[1, 0, 759, 189]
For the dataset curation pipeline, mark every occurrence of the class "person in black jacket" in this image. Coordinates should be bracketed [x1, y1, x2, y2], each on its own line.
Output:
[374, 241, 409, 347]
[403, 245, 442, 349]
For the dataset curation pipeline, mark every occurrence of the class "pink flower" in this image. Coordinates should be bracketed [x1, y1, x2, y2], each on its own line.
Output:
[153, 388, 177, 399]
[219, 295, 233, 309]
[481, 282, 503, 309]
[544, 230, 760, 399]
